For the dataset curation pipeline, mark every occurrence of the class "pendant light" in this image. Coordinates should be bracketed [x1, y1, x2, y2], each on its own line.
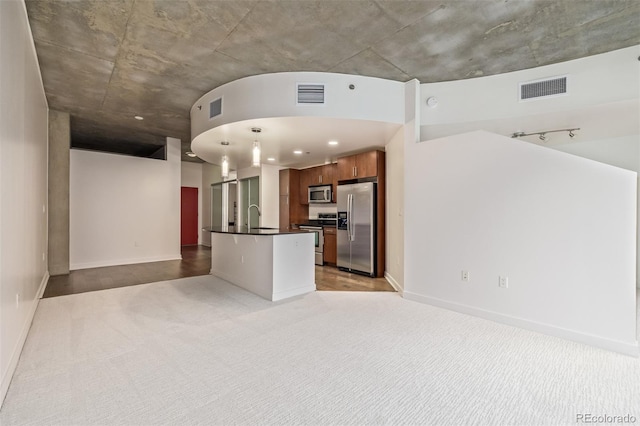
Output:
[221, 155, 229, 179]
[220, 141, 230, 179]
[251, 127, 261, 168]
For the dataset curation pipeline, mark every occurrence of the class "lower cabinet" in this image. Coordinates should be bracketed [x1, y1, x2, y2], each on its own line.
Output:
[323, 226, 337, 265]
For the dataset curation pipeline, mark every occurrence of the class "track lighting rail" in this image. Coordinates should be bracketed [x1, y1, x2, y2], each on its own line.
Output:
[511, 127, 580, 141]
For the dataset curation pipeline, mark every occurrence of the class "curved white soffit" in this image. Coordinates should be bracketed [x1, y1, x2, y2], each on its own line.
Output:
[190, 72, 405, 141]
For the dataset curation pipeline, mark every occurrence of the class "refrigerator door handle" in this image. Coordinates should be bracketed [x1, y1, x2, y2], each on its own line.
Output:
[347, 194, 352, 241]
[349, 193, 355, 242]
[350, 193, 355, 241]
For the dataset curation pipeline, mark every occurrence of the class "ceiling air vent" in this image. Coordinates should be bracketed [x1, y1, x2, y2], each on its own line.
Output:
[209, 97, 222, 118]
[519, 76, 568, 101]
[297, 83, 325, 104]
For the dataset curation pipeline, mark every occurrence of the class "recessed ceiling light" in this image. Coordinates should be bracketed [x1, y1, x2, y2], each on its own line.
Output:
[134, 115, 144, 120]
[186, 151, 197, 157]
[267, 157, 275, 161]
[293, 150, 303, 155]
[328, 140, 338, 146]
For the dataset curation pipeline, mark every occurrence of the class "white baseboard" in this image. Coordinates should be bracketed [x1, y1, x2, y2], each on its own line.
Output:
[403, 291, 639, 357]
[70, 254, 182, 270]
[384, 272, 403, 295]
[37, 271, 49, 299]
[1, 272, 49, 408]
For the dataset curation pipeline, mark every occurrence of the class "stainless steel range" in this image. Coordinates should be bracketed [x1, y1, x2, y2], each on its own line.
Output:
[298, 225, 323, 265]
[299, 213, 337, 266]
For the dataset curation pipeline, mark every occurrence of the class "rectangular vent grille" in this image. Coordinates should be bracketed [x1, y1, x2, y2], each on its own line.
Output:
[297, 84, 325, 104]
[209, 97, 222, 118]
[520, 76, 567, 100]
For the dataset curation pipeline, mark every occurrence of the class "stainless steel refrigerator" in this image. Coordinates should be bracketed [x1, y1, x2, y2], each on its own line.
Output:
[337, 182, 375, 276]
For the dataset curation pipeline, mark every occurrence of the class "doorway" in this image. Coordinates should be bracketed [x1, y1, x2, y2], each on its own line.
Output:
[211, 180, 238, 228]
[181, 186, 198, 245]
[240, 176, 260, 227]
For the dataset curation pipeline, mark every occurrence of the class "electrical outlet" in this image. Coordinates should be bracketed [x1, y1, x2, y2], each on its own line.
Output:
[499, 276, 509, 288]
[461, 270, 470, 282]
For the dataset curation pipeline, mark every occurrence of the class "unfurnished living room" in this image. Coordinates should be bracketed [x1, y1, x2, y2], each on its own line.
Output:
[1, 1, 639, 424]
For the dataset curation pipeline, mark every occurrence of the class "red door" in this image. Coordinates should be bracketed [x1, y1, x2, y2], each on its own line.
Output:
[181, 187, 198, 245]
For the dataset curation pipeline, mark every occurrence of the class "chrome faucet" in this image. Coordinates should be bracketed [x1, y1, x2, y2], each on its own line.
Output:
[247, 204, 261, 230]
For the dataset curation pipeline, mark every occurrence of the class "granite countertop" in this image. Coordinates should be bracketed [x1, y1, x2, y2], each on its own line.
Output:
[295, 222, 337, 228]
[204, 226, 311, 236]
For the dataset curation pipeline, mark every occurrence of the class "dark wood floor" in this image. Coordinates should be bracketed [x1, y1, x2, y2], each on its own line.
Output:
[44, 246, 396, 298]
[43, 245, 212, 298]
[315, 266, 395, 292]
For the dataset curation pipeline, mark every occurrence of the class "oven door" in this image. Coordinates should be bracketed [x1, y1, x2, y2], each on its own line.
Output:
[299, 226, 323, 265]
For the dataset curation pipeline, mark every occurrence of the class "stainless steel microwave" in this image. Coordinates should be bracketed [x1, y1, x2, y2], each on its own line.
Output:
[308, 184, 332, 203]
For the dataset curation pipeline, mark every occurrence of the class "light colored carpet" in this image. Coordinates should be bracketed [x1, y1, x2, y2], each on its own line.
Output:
[1, 275, 639, 425]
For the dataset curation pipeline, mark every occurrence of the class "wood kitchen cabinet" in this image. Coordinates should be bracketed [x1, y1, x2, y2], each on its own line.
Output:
[336, 155, 354, 181]
[299, 167, 314, 205]
[323, 226, 337, 265]
[279, 169, 307, 229]
[336, 150, 381, 181]
[320, 164, 333, 186]
[331, 163, 338, 202]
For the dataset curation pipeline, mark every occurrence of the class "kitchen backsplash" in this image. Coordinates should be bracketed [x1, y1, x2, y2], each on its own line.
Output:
[309, 204, 337, 219]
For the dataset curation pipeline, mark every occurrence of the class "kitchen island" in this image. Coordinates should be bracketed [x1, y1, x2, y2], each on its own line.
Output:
[205, 226, 316, 301]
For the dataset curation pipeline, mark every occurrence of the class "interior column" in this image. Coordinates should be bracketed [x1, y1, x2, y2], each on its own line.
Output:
[48, 110, 70, 275]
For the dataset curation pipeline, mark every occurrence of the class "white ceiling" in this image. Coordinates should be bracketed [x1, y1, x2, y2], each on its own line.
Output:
[191, 117, 402, 170]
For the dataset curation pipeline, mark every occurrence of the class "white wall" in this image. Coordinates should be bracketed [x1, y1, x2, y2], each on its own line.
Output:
[69, 138, 181, 269]
[551, 135, 640, 288]
[237, 166, 259, 181]
[385, 127, 405, 292]
[384, 79, 420, 293]
[181, 162, 203, 245]
[404, 130, 637, 355]
[259, 164, 281, 228]
[201, 162, 222, 246]
[0, 0, 49, 405]
[181, 161, 203, 186]
[552, 135, 639, 172]
[418, 46, 640, 293]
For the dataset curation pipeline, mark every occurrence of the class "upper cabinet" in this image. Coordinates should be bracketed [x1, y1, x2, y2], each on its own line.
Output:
[337, 150, 382, 181]
[321, 164, 334, 186]
[307, 164, 333, 185]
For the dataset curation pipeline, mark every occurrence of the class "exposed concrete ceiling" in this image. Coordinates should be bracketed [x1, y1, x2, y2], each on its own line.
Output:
[25, 0, 640, 164]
